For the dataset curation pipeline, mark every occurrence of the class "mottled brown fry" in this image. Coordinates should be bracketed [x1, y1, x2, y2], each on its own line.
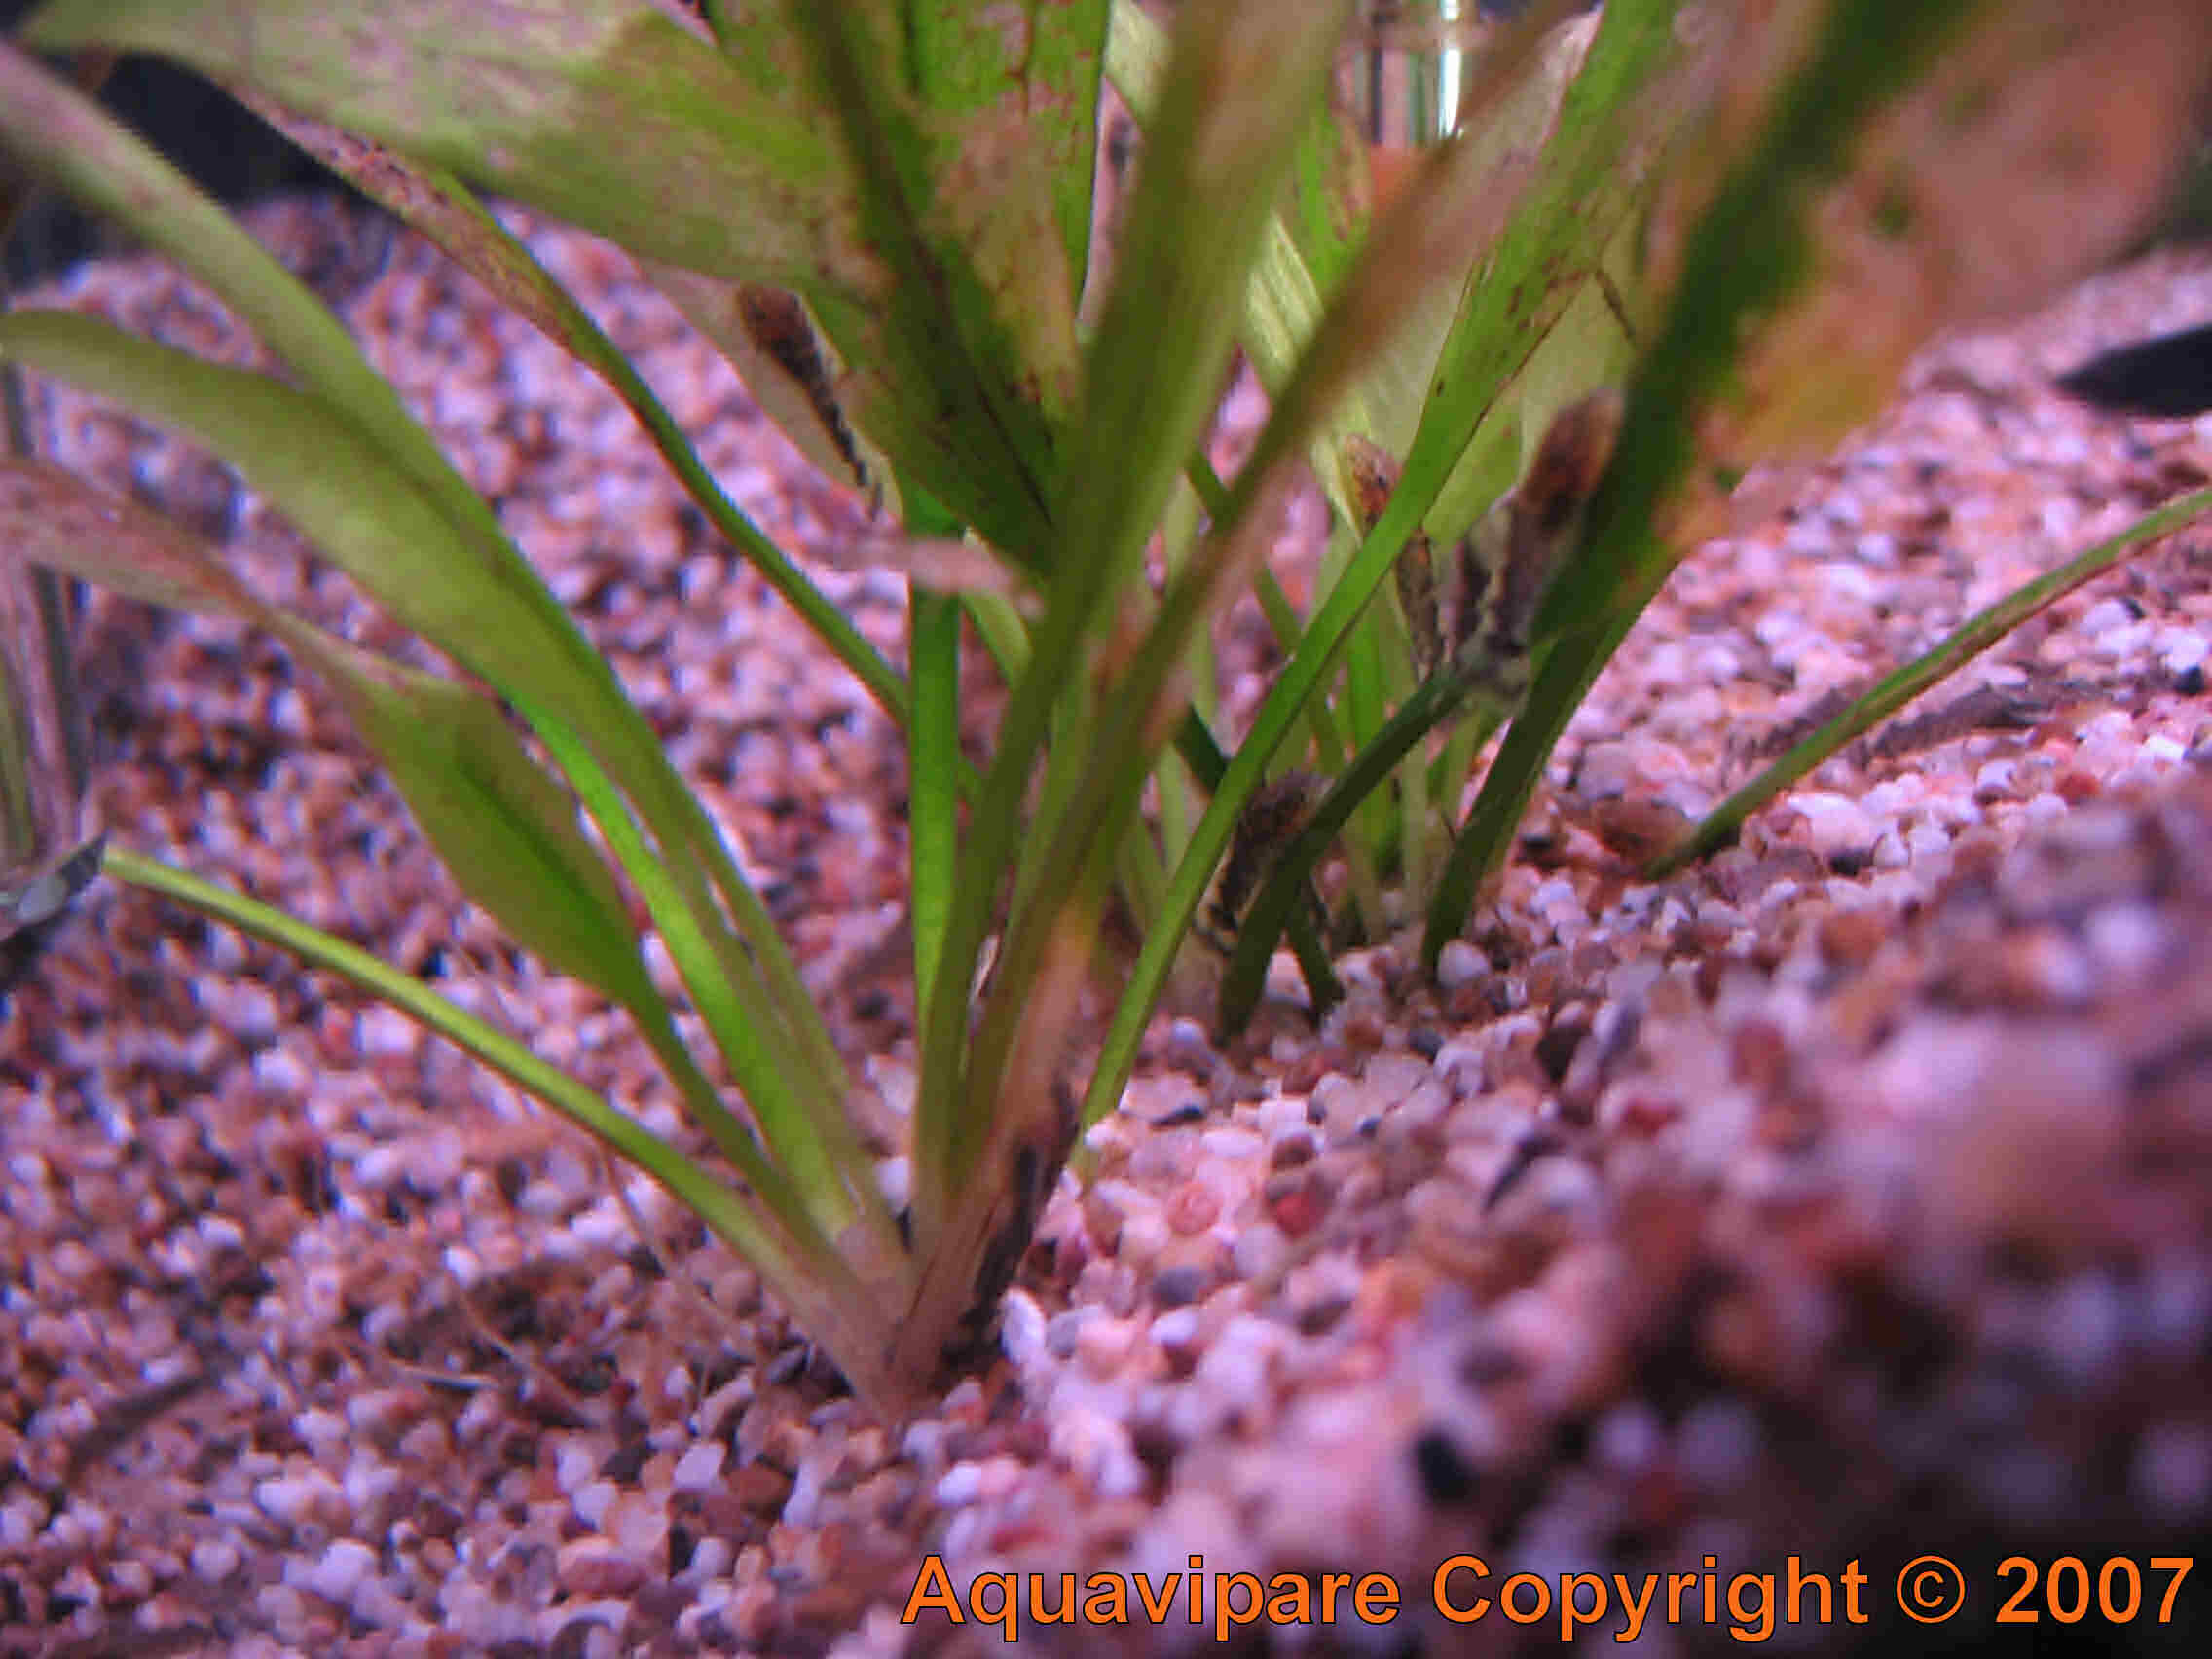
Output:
[1345, 434, 1445, 679]
[734, 283, 866, 490]
[1491, 387, 1624, 649]
[1201, 769, 1327, 952]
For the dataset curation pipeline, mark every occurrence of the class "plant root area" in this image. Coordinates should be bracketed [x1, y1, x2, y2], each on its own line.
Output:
[6, 200, 2212, 1657]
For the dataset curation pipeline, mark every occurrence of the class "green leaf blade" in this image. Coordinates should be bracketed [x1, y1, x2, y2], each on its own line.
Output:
[0, 453, 663, 1014]
[322, 655, 665, 1016]
[0, 39, 455, 497]
[0, 311, 608, 729]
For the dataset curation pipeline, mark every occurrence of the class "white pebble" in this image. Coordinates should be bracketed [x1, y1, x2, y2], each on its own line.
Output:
[604, 1492, 669, 1558]
[1905, 822, 1952, 864]
[1199, 1125, 1263, 1160]
[1531, 876, 1586, 934]
[572, 1479, 618, 1529]
[672, 1441, 726, 1492]
[357, 1005, 418, 1059]
[1194, 1316, 1285, 1418]
[874, 1156, 911, 1209]
[293, 1538, 378, 1606]
[1232, 1221, 1291, 1281]
[555, 1440, 601, 1495]
[935, 1462, 984, 1507]
[1973, 759, 2017, 801]
[253, 1470, 339, 1527]
[1049, 1405, 1150, 1501]
[251, 1046, 309, 1095]
[294, 1409, 348, 1456]
[1789, 792, 1878, 862]
[1436, 939, 1485, 990]
[1150, 1308, 1201, 1349]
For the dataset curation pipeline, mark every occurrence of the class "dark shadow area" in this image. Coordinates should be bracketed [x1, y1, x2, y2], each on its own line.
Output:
[0, 3, 357, 286]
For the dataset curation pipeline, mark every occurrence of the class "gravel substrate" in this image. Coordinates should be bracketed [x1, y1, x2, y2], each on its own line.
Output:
[4, 195, 2212, 1657]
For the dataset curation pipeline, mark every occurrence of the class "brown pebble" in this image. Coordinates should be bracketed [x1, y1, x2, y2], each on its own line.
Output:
[1442, 980, 1499, 1022]
[1695, 953, 1729, 1003]
[1264, 1168, 1332, 1238]
[689, 1490, 766, 1541]
[556, 1536, 647, 1599]
[1339, 1007, 1388, 1053]
[1701, 1289, 1786, 1390]
[414, 1495, 465, 1542]
[1611, 1090, 1683, 1135]
[1522, 947, 1571, 1007]
[1990, 927, 2091, 1010]
[1535, 1004, 1591, 1084]
[1592, 795, 1693, 864]
[1269, 1133, 1317, 1169]
[1948, 829, 2006, 885]
[1729, 1016, 1790, 1095]
[1817, 906, 1886, 968]
[2056, 767, 2103, 803]
[1165, 1181, 1220, 1235]
[1080, 1194, 1124, 1253]
[729, 1461, 793, 1519]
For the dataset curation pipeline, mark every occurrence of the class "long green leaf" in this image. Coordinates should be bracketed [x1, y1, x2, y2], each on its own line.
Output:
[0, 455, 673, 1029]
[518, 700, 907, 1295]
[0, 407, 895, 1303]
[0, 313, 608, 710]
[0, 40, 456, 502]
[25, 0, 1098, 561]
[0, 457, 825, 1205]
[234, 95, 915, 729]
[311, 652, 662, 1014]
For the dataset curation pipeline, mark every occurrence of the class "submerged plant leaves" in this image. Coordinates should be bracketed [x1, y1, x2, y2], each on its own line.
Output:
[0, 460, 661, 1014]
[26, 0, 1104, 565]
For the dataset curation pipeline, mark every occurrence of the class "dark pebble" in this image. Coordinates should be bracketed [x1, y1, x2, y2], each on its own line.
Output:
[1151, 1262, 1213, 1309]
[1411, 1428, 1479, 1505]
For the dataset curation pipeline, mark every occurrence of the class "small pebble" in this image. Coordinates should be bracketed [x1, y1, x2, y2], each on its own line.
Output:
[672, 1442, 726, 1493]
[557, 1536, 649, 1600]
[1436, 939, 1485, 990]
[1151, 1262, 1214, 1309]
